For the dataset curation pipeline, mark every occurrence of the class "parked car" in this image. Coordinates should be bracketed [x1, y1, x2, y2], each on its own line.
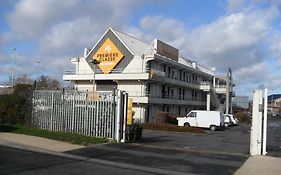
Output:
[224, 114, 239, 126]
[177, 110, 224, 131]
[223, 114, 231, 127]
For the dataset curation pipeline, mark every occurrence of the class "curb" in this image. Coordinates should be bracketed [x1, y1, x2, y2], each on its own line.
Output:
[0, 140, 195, 175]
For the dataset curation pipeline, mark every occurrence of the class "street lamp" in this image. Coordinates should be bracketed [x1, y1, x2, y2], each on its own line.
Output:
[89, 59, 100, 92]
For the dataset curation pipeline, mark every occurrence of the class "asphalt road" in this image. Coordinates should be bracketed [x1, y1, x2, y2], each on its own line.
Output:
[68, 139, 247, 175]
[0, 146, 157, 175]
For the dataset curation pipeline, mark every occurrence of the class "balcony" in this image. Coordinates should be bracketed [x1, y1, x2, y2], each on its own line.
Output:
[63, 68, 150, 81]
[150, 70, 200, 89]
[126, 90, 206, 106]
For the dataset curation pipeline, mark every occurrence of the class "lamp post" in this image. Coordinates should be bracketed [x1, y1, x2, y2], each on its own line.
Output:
[11, 48, 16, 88]
[89, 59, 100, 92]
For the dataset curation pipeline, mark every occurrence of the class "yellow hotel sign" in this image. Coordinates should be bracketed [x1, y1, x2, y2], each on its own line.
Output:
[93, 38, 124, 74]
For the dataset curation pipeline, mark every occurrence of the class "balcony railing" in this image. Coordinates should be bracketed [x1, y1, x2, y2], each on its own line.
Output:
[64, 68, 149, 75]
[126, 91, 205, 102]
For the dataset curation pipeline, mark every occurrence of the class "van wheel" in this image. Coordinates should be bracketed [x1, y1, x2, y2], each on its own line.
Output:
[210, 125, 216, 131]
[184, 123, 190, 127]
[224, 122, 229, 128]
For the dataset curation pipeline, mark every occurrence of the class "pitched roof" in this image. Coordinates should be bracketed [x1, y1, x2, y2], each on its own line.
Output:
[268, 94, 281, 101]
[110, 28, 153, 55]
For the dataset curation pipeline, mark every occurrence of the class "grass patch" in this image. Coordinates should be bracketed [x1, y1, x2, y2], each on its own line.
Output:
[0, 124, 108, 146]
[142, 123, 206, 134]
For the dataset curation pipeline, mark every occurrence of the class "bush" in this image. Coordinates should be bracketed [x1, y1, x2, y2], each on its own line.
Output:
[127, 123, 143, 142]
[142, 123, 205, 134]
[235, 111, 251, 124]
[0, 84, 32, 125]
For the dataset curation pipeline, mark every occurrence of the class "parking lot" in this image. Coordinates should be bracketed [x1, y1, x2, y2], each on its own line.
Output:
[139, 116, 281, 157]
[140, 123, 250, 156]
[68, 117, 281, 175]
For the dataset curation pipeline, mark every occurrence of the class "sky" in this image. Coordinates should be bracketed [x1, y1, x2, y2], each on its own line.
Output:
[1, 0, 281, 97]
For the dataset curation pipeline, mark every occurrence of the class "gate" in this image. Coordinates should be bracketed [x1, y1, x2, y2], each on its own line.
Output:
[31, 90, 127, 140]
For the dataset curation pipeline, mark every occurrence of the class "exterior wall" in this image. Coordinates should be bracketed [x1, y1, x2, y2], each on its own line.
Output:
[117, 81, 145, 97]
[76, 58, 92, 74]
[132, 105, 146, 123]
[123, 55, 146, 73]
[74, 80, 93, 91]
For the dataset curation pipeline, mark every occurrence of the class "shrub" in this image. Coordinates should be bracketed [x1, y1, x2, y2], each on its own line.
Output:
[235, 111, 251, 124]
[0, 84, 32, 125]
[127, 123, 143, 142]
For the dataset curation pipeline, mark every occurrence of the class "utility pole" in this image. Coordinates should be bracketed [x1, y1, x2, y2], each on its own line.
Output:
[36, 60, 40, 88]
[11, 48, 16, 88]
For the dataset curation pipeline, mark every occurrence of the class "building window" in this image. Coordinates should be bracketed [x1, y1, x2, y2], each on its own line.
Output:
[168, 67, 171, 77]
[147, 83, 150, 96]
[171, 70, 175, 78]
[179, 70, 182, 80]
[162, 85, 166, 98]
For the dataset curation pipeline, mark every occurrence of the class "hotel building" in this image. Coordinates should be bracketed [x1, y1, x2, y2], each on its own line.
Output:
[63, 28, 234, 123]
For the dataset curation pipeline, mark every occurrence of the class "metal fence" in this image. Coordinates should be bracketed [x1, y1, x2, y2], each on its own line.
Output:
[31, 90, 116, 139]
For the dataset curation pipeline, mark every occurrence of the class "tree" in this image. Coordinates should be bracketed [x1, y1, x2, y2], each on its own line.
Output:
[16, 75, 33, 85]
[35, 75, 61, 90]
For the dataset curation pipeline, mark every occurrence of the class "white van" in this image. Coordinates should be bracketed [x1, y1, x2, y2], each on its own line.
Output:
[177, 110, 224, 131]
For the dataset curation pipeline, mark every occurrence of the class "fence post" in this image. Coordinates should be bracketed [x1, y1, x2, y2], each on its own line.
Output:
[50, 92, 54, 131]
[262, 88, 268, 155]
[112, 89, 116, 140]
[71, 92, 75, 132]
[250, 90, 263, 156]
[116, 90, 122, 143]
[121, 92, 128, 143]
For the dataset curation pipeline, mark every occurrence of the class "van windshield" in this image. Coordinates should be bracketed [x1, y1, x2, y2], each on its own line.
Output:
[187, 112, 196, 118]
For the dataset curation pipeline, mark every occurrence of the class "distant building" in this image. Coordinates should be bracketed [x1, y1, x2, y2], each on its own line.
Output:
[0, 85, 12, 95]
[268, 94, 281, 116]
[232, 96, 249, 109]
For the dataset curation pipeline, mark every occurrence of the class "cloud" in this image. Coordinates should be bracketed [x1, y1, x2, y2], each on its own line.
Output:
[185, 7, 278, 71]
[269, 31, 281, 67]
[140, 15, 188, 47]
[6, 0, 78, 39]
[226, 0, 247, 13]
[133, 6, 281, 94]
[2, 0, 146, 82]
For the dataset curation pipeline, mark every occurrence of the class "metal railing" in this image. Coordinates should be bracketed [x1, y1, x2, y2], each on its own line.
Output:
[31, 90, 116, 139]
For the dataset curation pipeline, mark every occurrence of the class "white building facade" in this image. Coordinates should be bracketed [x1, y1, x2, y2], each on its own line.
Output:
[63, 28, 234, 123]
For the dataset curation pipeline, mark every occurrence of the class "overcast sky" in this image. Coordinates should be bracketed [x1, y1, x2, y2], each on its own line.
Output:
[1, 0, 281, 96]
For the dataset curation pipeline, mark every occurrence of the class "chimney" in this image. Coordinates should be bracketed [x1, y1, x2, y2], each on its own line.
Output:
[192, 61, 197, 68]
[84, 48, 89, 58]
